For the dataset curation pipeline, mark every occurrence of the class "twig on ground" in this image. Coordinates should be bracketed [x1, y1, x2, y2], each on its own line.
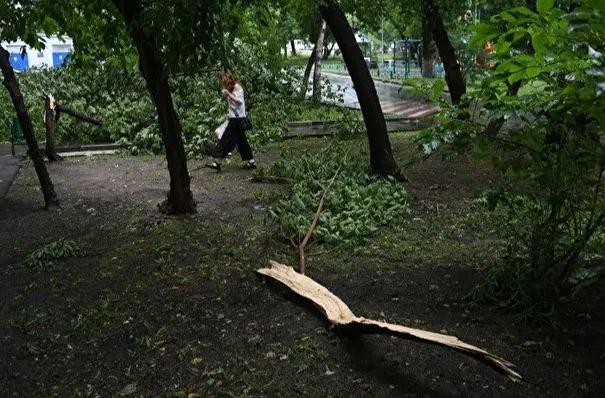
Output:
[297, 166, 340, 274]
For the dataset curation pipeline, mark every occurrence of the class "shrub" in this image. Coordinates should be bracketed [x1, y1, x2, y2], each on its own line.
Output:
[425, 0, 605, 315]
[255, 140, 410, 245]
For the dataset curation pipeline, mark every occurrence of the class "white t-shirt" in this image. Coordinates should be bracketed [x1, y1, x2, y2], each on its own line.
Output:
[227, 84, 246, 118]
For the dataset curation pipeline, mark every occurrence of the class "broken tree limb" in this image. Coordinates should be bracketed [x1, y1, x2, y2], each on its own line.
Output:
[297, 167, 341, 275]
[257, 260, 522, 381]
[249, 175, 296, 184]
[44, 94, 62, 162]
[56, 105, 103, 126]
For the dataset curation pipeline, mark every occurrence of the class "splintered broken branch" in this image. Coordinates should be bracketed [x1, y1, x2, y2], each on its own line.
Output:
[257, 260, 522, 381]
[297, 167, 341, 274]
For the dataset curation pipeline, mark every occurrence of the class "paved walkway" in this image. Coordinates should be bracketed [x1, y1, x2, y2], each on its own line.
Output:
[318, 72, 439, 118]
[376, 99, 438, 118]
[0, 144, 25, 202]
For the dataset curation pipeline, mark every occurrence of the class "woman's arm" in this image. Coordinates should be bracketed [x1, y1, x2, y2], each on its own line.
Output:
[222, 84, 243, 106]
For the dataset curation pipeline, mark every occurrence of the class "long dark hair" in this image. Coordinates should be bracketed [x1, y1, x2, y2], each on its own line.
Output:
[220, 69, 241, 93]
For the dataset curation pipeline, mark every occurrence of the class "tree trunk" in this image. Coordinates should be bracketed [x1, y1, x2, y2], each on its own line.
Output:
[0, 45, 59, 208]
[312, 19, 327, 102]
[290, 40, 297, 56]
[112, 0, 195, 214]
[421, 14, 436, 78]
[319, 0, 400, 178]
[300, 50, 317, 100]
[323, 42, 335, 59]
[420, 0, 466, 105]
[45, 95, 62, 162]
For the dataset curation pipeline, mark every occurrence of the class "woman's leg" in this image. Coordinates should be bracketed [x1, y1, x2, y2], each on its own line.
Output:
[207, 120, 239, 170]
[236, 128, 254, 161]
[211, 120, 239, 159]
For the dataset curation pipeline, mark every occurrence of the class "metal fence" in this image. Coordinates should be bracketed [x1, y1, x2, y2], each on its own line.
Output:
[322, 38, 444, 80]
[322, 60, 442, 80]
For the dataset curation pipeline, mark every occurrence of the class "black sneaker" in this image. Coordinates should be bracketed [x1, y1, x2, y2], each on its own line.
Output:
[242, 162, 257, 170]
[205, 162, 221, 171]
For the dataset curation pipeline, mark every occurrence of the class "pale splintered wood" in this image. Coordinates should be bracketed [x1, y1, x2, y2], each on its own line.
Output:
[257, 260, 522, 381]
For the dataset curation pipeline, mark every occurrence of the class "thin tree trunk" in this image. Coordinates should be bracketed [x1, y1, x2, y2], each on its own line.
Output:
[319, 0, 400, 178]
[420, 0, 466, 105]
[112, 0, 196, 214]
[300, 50, 317, 100]
[323, 41, 335, 59]
[421, 14, 436, 78]
[0, 45, 59, 208]
[45, 95, 62, 162]
[290, 40, 297, 56]
[312, 19, 327, 102]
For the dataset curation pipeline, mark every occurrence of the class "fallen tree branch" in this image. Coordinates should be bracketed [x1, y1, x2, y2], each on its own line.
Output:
[257, 260, 522, 381]
[250, 175, 296, 184]
[56, 105, 103, 126]
[298, 167, 340, 274]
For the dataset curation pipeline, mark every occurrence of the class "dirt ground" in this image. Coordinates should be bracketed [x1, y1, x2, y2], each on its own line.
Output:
[1, 135, 604, 397]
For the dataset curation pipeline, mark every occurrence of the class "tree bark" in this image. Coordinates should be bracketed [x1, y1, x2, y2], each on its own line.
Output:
[319, 0, 400, 178]
[420, 0, 466, 105]
[323, 42, 335, 59]
[290, 40, 297, 56]
[45, 95, 62, 162]
[112, 0, 195, 214]
[0, 45, 59, 208]
[312, 19, 327, 102]
[56, 105, 103, 126]
[300, 50, 317, 100]
[421, 13, 436, 78]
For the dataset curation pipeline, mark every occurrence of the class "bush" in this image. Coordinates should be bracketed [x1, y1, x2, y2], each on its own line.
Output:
[254, 140, 410, 244]
[426, 0, 605, 315]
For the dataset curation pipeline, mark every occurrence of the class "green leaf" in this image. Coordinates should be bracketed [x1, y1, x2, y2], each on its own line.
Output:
[496, 60, 524, 73]
[495, 36, 512, 53]
[508, 6, 537, 17]
[499, 11, 517, 23]
[471, 23, 499, 36]
[526, 67, 541, 79]
[508, 70, 527, 84]
[536, 0, 554, 15]
[431, 79, 446, 98]
[118, 383, 137, 396]
[531, 32, 549, 55]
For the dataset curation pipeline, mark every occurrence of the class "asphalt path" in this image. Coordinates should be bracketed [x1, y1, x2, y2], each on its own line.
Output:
[0, 144, 25, 203]
[313, 72, 439, 118]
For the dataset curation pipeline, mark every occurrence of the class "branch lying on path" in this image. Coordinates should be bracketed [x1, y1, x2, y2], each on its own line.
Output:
[257, 260, 522, 382]
[297, 167, 340, 274]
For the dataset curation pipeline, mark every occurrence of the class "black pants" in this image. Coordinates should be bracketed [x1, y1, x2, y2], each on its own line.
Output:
[211, 118, 253, 161]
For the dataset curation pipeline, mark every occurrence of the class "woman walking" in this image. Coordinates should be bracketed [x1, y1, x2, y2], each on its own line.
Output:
[205, 69, 256, 171]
